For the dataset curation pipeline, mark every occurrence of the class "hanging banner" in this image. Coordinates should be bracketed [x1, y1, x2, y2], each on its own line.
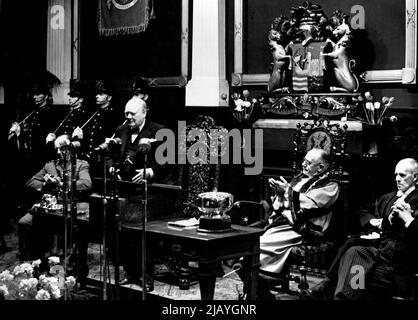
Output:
[98, 0, 150, 36]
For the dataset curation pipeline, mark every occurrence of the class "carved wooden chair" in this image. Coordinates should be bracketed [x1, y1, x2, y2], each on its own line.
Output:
[153, 115, 228, 288]
[180, 115, 226, 218]
[258, 117, 348, 296]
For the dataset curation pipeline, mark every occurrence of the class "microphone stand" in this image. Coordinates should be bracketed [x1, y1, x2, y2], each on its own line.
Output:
[101, 153, 109, 300]
[109, 153, 120, 300]
[70, 145, 79, 290]
[61, 149, 70, 300]
[142, 151, 148, 301]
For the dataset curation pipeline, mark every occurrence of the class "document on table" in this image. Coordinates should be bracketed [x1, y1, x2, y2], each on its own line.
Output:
[168, 218, 199, 228]
[360, 232, 381, 240]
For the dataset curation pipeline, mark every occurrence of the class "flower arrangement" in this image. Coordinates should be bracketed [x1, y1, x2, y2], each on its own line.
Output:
[0, 257, 76, 300]
[356, 91, 395, 125]
[230, 90, 260, 123]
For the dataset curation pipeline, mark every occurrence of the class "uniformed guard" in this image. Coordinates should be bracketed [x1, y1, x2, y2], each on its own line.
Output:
[45, 79, 91, 160]
[74, 79, 119, 177]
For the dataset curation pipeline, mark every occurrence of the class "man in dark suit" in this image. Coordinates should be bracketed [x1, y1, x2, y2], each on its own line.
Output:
[106, 96, 176, 288]
[306, 158, 418, 300]
[112, 96, 169, 184]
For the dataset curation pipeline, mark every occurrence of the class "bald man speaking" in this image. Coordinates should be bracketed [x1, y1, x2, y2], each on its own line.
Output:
[108, 96, 173, 184]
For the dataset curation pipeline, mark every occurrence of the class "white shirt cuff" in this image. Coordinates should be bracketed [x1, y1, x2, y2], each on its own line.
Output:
[148, 168, 155, 179]
[405, 217, 415, 228]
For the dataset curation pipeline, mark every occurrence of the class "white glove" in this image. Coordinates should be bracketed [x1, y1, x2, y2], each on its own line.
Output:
[46, 133, 56, 143]
[72, 126, 83, 140]
[9, 122, 21, 137]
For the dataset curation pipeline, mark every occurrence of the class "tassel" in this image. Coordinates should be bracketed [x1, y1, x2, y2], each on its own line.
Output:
[150, 0, 156, 19]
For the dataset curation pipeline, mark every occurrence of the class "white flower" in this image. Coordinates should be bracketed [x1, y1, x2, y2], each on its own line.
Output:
[242, 90, 250, 98]
[65, 276, 76, 289]
[42, 276, 59, 288]
[48, 256, 60, 265]
[242, 101, 251, 108]
[387, 97, 395, 106]
[12, 263, 33, 277]
[235, 105, 243, 112]
[27, 278, 39, 289]
[0, 285, 9, 297]
[0, 270, 14, 282]
[12, 265, 22, 276]
[234, 98, 243, 106]
[19, 279, 29, 289]
[39, 275, 59, 290]
[35, 289, 51, 300]
[49, 285, 61, 299]
[31, 260, 42, 268]
[365, 102, 373, 110]
[390, 115, 398, 122]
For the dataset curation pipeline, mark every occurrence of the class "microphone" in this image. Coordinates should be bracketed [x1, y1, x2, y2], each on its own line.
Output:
[94, 137, 122, 151]
[138, 138, 156, 153]
[69, 141, 81, 149]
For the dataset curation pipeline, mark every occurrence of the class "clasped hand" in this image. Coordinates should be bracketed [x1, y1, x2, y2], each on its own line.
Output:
[44, 173, 62, 187]
[389, 199, 413, 225]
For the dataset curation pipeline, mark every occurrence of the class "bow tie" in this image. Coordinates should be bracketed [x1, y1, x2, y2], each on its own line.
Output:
[130, 128, 141, 135]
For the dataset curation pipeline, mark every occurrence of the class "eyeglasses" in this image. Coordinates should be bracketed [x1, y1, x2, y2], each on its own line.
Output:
[303, 158, 322, 167]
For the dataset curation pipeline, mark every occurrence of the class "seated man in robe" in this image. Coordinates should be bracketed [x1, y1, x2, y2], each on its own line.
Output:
[240, 148, 339, 299]
[305, 158, 418, 300]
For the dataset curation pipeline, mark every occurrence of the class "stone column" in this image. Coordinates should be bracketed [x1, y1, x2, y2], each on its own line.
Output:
[186, 0, 229, 107]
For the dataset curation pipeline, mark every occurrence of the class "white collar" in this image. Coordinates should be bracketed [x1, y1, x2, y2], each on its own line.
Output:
[396, 186, 415, 198]
[133, 120, 146, 134]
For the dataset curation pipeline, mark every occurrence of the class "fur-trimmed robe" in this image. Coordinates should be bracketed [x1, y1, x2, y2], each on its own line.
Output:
[259, 173, 339, 274]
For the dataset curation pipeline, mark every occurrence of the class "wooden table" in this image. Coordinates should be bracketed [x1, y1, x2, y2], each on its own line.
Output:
[123, 220, 264, 300]
[31, 207, 264, 300]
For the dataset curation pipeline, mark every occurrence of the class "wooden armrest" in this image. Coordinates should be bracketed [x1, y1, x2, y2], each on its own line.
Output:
[231, 200, 271, 227]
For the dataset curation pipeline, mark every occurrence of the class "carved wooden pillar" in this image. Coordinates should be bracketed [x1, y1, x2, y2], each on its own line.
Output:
[46, 0, 78, 104]
[231, 0, 244, 87]
[0, 85, 4, 104]
[181, 0, 189, 77]
[185, 0, 229, 107]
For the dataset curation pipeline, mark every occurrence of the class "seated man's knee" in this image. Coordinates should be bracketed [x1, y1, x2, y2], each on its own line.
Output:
[18, 213, 33, 226]
[345, 245, 365, 256]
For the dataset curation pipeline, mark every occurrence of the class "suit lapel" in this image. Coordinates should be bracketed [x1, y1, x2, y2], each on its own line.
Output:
[382, 192, 398, 218]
